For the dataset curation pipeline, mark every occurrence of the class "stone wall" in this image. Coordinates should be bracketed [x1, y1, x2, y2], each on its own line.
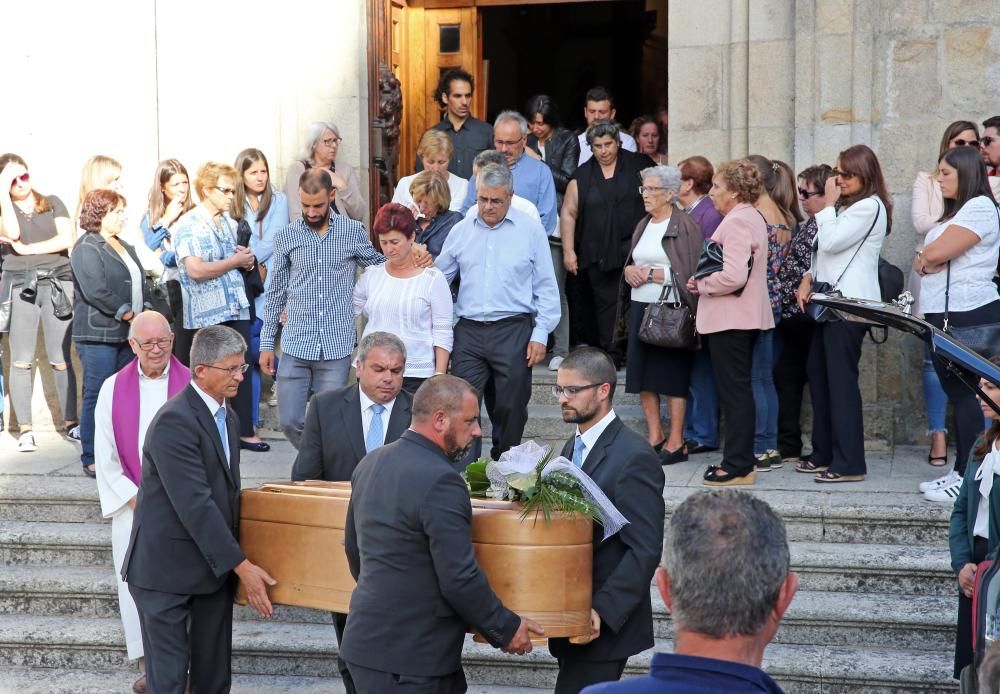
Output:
[668, 0, 1000, 446]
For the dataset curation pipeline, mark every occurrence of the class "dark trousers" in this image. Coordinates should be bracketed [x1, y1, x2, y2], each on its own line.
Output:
[705, 330, 758, 476]
[955, 536, 990, 679]
[221, 318, 255, 438]
[129, 582, 234, 694]
[401, 376, 426, 398]
[75, 340, 133, 469]
[166, 279, 194, 366]
[344, 659, 467, 694]
[574, 265, 625, 362]
[333, 612, 357, 694]
[807, 321, 867, 475]
[450, 315, 532, 461]
[774, 316, 814, 458]
[554, 657, 627, 694]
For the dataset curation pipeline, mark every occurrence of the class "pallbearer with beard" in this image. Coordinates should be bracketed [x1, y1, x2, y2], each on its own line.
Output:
[342, 375, 543, 693]
[550, 348, 665, 693]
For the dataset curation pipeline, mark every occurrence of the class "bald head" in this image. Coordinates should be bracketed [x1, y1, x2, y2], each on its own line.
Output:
[128, 311, 174, 378]
[129, 310, 171, 339]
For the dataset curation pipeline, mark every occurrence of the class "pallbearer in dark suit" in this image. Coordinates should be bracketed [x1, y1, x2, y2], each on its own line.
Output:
[122, 325, 276, 694]
[290, 331, 411, 694]
[342, 375, 543, 693]
[549, 348, 665, 693]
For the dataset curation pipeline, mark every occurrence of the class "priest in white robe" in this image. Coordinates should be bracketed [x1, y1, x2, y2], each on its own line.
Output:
[94, 311, 190, 694]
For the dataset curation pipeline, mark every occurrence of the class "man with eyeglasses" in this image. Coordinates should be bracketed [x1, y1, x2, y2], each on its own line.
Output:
[981, 116, 1000, 177]
[459, 111, 559, 235]
[123, 325, 276, 694]
[92, 311, 188, 694]
[436, 163, 560, 462]
[549, 347, 664, 693]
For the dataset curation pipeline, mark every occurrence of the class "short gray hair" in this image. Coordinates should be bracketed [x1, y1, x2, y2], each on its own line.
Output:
[476, 163, 514, 194]
[640, 165, 682, 194]
[473, 149, 506, 171]
[357, 331, 406, 364]
[585, 120, 621, 147]
[494, 110, 528, 138]
[190, 325, 246, 368]
[664, 490, 789, 637]
[300, 121, 341, 161]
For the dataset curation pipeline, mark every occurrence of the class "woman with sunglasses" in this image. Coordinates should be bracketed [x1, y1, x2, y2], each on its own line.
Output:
[916, 146, 1000, 503]
[284, 121, 364, 222]
[0, 153, 79, 452]
[71, 190, 151, 478]
[174, 162, 266, 451]
[796, 144, 890, 482]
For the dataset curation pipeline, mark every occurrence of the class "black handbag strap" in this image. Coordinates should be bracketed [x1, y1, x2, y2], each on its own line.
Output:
[652, 267, 683, 306]
[812, 200, 881, 289]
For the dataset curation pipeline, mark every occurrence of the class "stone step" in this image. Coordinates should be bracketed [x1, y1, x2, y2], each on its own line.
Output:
[0, 521, 111, 567]
[0, 616, 956, 693]
[0, 477, 104, 524]
[0, 565, 956, 651]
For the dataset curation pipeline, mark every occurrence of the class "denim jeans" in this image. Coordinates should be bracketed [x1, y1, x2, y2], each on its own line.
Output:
[684, 347, 719, 447]
[922, 344, 948, 435]
[76, 340, 134, 469]
[277, 353, 351, 448]
[752, 325, 779, 454]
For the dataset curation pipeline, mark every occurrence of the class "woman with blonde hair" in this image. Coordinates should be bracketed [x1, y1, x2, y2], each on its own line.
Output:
[284, 120, 365, 221]
[75, 155, 122, 229]
[393, 130, 468, 213]
[408, 170, 463, 259]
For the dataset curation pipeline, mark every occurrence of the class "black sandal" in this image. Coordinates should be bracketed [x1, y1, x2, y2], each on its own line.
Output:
[702, 465, 756, 486]
[795, 460, 829, 474]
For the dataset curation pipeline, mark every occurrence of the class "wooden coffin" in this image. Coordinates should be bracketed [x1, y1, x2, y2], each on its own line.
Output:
[236, 482, 593, 638]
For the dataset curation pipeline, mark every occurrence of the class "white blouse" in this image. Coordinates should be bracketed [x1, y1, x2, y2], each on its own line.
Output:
[353, 264, 454, 378]
[918, 196, 1000, 315]
[630, 219, 673, 303]
[392, 172, 468, 214]
[812, 196, 887, 301]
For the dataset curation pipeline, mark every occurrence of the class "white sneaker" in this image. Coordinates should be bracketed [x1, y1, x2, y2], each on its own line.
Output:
[18, 432, 37, 452]
[923, 475, 963, 503]
[547, 356, 564, 371]
[65, 425, 81, 442]
[919, 469, 960, 493]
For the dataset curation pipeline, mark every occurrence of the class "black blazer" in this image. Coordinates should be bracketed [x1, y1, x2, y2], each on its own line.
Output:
[342, 430, 521, 676]
[549, 416, 665, 662]
[291, 384, 412, 482]
[122, 385, 245, 595]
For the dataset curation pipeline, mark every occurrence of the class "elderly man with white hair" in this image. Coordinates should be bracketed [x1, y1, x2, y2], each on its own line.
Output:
[94, 311, 191, 693]
[459, 110, 559, 235]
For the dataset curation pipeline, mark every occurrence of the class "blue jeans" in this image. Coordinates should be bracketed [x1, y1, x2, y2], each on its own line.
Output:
[684, 347, 719, 447]
[752, 325, 779, 454]
[277, 353, 351, 448]
[922, 344, 948, 435]
[248, 318, 263, 428]
[76, 340, 134, 469]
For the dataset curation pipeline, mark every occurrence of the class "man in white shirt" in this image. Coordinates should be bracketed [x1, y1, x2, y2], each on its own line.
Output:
[577, 86, 637, 165]
[94, 311, 191, 694]
[462, 149, 542, 225]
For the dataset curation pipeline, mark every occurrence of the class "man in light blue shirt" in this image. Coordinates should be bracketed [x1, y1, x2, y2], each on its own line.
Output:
[437, 163, 560, 461]
[459, 111, 559, 235]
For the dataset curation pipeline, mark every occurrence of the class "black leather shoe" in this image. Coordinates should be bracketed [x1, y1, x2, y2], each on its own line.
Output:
[659, 446, 689, 466]
[83, 465, 97, 478]
[239, 440, 271, 452]
[684, 440, 718, 455]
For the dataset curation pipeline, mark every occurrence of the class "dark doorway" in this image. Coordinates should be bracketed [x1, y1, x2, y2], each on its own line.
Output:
[480, 1, 667, 133]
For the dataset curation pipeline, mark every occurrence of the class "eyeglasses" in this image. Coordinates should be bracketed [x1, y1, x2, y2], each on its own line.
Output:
[10, 172, 30, 187]
[639, 186, 667, 195]
[551, 383, 603, 398]
[321, 137, 342, 147]
[477, 196, 506, 207]
[831, 169, 856, 180]
[982, 136, 997, 147]
[798, 188, 822, 199]
[214, 186, 237, 196]
[952, 138, 980, 148]
[201, 362, 250, 376]
[132, 336, 173, 351]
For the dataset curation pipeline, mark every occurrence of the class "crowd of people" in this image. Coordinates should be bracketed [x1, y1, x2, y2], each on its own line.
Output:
[3, 66, 1000, 692]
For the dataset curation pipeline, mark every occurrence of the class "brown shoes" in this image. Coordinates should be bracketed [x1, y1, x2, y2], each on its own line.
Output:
[132, 673, 147, 694]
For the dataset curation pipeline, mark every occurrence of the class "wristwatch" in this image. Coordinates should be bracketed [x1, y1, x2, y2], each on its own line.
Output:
[646, 268, 655, 283]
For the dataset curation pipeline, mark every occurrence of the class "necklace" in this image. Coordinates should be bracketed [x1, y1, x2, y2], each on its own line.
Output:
[14, 199, 35, 219]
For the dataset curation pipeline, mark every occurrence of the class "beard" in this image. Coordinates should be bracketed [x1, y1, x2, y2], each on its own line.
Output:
[444, 428, 475, 463]
[561, 400, 598, 425]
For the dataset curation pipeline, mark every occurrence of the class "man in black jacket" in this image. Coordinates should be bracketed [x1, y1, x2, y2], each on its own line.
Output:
[122, 326, 275, 694]
[342, 375, 542, 692]
[290, 331, 411, 694]
[549, 348, 665, 693]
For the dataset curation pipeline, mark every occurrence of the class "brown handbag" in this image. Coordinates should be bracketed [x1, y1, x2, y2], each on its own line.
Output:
[638, 268, 698, 350]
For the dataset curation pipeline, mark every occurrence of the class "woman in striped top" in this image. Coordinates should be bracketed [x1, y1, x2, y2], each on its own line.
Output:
[353, 203, 454, 395]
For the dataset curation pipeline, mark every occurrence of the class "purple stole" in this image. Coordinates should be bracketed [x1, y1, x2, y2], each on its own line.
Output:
[111, 355, 191, 486]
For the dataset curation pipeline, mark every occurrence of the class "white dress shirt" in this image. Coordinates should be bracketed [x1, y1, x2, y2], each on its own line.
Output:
[574, 409, 617, 466]
[392, 172, 469, 213]
[359, 387, 397, 448]
[191, 381, 230, 465]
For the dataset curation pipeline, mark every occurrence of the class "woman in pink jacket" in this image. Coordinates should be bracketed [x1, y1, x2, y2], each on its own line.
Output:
[687, 160, 773, 485]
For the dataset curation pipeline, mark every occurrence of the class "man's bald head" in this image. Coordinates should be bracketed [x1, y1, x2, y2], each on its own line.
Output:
[128, 311, 174, 377]
[130, 310, 171, 339]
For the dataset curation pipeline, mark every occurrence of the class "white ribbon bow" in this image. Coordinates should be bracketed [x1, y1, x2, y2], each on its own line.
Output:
[975, 446, 1000, 501]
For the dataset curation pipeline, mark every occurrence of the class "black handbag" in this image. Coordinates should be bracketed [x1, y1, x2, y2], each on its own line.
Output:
[638, 269, 698, 350]
[692, 239, 752, 297]
[805, 202, 881, 323]
[236, 219, 265, 300]
[943, 262, 1000, 360]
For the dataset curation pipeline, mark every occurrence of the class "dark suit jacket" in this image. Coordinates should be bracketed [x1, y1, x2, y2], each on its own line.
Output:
[549, 416, 665, 662]
[122, 385, 245, 595]
[341, 430, 521, 676]
[291, 384, 412, 482]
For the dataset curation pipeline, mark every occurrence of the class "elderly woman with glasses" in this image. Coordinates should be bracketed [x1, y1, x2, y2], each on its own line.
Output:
[614, 165, 703, 463]
[174, 162, 266, 451]
[284, 121, 365, 221]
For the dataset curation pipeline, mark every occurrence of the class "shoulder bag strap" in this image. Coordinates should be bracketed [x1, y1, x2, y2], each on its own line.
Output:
[944, 261, 952, 332]
[832, 201, 881, 288]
